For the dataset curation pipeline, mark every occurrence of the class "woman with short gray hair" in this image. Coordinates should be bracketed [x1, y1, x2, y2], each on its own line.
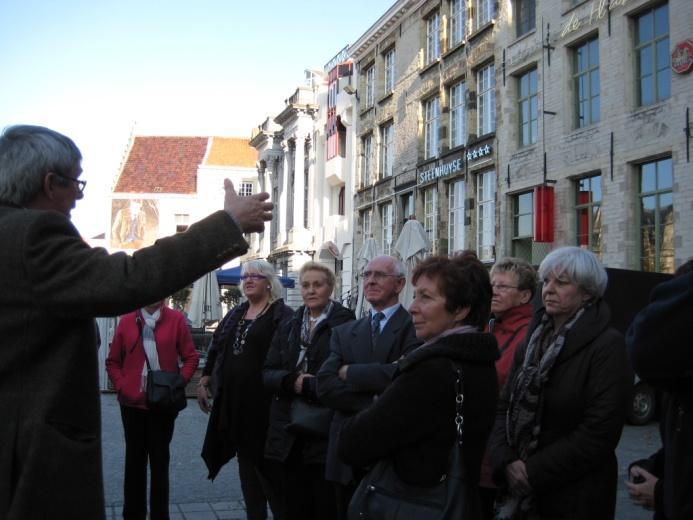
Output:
[490, 246, 631, 519]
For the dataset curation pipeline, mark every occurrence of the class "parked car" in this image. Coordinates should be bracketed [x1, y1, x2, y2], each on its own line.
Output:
[628, 375, 658, 425]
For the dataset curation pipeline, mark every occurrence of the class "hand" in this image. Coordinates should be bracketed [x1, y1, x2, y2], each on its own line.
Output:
[223, 179, 273, 233]
[505, 460, 531, 496]
[196, 376, 212, 414]
[294, 373, 314, 394]
[338, 365, 349, 381]
[626, 466, 657, 510]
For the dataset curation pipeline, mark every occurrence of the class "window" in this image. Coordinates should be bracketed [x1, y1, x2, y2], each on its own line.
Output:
[338, 186, 345, 216]
[575, 174, 602, 256]
[515, 0, 535, 37]
[381, 202, 394, 255]
[424, 186, 438, 244]
[401, 192, 414, 227]
[477, 64, 496, 135]
[361, 208, 372, 238]
[239, 182, 253, 197]
[474, 0, 495, 31]
[449, 0, 465, 47]
[380, 122, 394, 178]
[384, 49, 396, 92]
[450, 81, 466, 148]
[448, 180, 465, 254]
[574, 38, 600, 128]
[518, 68, 538, 146]
[174, 213, 189, 233]
[303, 170, 309, 228]
[365, 65, 375, 106]
[426, 12, 440, 65]
[635, 4, 670, 106]
[361, 134, 373, 186]
[512, 191, 533, 260]
[639, 158, 673, 273]
[424, 96, 440, 159]
[477, 170, 496, 261]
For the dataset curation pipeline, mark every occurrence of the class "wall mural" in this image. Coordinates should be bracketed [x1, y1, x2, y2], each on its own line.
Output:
[110, 199, 159, 249]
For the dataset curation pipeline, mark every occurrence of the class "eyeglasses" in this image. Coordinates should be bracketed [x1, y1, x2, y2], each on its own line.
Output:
[53, 172, 87, 193]
[362, 270, 402, 281]
[241, 274, 267, 281]
[491, 283, 520, 292]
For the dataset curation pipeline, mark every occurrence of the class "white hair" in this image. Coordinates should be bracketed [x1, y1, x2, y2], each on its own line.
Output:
[241, 260, 283, 302]
[538, 246, 608, 299]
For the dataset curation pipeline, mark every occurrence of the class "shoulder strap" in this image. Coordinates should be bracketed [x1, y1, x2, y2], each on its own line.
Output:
[498, 326, 525, 356]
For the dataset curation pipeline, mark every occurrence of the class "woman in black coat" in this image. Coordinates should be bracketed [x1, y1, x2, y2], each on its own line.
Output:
[490, 246, 631, 519]
[263, 261, 355, 519]
[338, 251, 499, 518]
[198, 260, 293, 520]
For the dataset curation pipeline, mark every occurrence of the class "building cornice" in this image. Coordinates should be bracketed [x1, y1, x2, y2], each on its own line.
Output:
[348, 0, 424, 59]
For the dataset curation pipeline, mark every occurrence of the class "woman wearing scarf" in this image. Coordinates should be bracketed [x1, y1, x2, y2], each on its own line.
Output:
[199, 260, 292, 520]
[338, 251, 499, 518]
[263, 262, 355, 519]
[106, 299, 199, 520]
[490, 246, 631, 519]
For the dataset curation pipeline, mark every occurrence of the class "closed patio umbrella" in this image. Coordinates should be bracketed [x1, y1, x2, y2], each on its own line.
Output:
[393, 219, 431, 309]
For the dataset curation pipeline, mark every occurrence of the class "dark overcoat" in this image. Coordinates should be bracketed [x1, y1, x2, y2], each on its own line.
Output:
[316, 305, 421, 484]
[0, 205, 247, 519]
[489, 300, 631, 519]
[263, 301, 355, 465]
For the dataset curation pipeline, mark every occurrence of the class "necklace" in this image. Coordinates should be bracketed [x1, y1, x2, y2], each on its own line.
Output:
[232, 302, 270, 356]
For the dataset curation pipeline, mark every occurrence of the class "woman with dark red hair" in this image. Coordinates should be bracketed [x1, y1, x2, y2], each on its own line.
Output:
[338, 252, 499, 518]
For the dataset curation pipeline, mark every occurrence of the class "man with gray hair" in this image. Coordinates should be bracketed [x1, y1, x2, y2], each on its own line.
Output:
[317, 254, 420, 519]
[0, 124, 272, 519]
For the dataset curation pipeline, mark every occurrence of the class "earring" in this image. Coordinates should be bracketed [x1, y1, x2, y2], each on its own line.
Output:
[267, 286, 271, 289]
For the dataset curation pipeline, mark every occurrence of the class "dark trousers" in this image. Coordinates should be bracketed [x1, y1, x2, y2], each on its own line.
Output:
[237, 449, 282, 520]
[334, 480, 358, 520]
[479, 486, 497, 520]
[120, 406, 176, 520]
[265, 456, 336, 520]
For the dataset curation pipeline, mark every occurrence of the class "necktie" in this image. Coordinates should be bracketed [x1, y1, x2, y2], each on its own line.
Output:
[371, 312, 385, 346]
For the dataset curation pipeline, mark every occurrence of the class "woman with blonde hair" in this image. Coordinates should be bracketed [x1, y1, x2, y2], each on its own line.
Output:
[263, 262, 355, 519]
[199, 260, 293, 520]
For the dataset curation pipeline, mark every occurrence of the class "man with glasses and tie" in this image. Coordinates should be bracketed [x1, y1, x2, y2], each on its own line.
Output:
[0, 124, 273, 520]
[317, 255, 420, 519]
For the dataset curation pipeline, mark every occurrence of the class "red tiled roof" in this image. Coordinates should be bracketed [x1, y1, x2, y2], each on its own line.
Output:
[113, 136, 209, 194]
[205, 137, 257, 167]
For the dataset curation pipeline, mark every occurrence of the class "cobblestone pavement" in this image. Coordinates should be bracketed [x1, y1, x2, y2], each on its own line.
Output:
[102, 393, 659, 519]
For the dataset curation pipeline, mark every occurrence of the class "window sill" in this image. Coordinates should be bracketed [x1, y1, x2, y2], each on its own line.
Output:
[442, 41, 465, 60]
[562, 0, 591, 16]
[359, 106, 375, 118]
[419, 58, 441, 76]
[467, 21, 495, 44]
[467, 132, 496, 147]
[378, 92, 394, 105]
[508, 28, 537, 49]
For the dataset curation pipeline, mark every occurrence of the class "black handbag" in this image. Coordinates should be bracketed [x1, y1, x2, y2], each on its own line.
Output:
[347, 366, 470, 520]
[285, 397, 333, 438]
[137, 316, 187, 414]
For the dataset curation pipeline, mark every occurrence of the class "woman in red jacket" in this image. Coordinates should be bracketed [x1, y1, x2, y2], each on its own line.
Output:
[106, 300, 199, 520]
[479, 257, 536, 519]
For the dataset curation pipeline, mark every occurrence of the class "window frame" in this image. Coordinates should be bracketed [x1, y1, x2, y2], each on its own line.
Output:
[380, 202, 394, 255]
[573, 37, 600, 128]
[448, 180, 466, 254]
[449, 0, 466, 47]
[426, 12, 441, 65]
[424, 96, 441, 159]
[424, 186, 439, 244]
[634, 3, 670, 107]
[384, 48, 396, 93]
[515, 0, 536, 37]
[476, 170, 496, 262]
[511, 190, 534, 260]
[365, 65, 376, 106]
[477, 63, 496, 136]
[474, 0, 495, 31]
[638, 157, 674, 273]
[380, 122, 394, 179]
[450, 81, 466, 148]
[575, 173, 602, 256]
[361, 134, 373, 187]
[518, 68, 538, 147]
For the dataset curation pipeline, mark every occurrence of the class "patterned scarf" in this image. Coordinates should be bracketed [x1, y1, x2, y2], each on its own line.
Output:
[495, 305, 586, 520]
[140, 306, 162, 390]
[296, 301, 334, 373]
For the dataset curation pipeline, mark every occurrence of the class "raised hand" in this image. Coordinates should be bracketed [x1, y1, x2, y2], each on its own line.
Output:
[223, 179, 273, 233]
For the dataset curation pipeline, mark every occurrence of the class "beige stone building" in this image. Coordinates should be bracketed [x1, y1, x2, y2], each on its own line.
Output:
[350, 0, 691, 274]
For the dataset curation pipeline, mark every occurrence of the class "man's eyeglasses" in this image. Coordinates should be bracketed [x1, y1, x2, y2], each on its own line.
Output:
[53, 172, 87, 193]
[362, 270, 402, 282]
[241, 274, 267, 281]
[491, 283, 519, 292]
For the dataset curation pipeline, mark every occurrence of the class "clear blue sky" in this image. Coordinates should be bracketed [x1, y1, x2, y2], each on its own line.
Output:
[0, 0, 394, 237]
